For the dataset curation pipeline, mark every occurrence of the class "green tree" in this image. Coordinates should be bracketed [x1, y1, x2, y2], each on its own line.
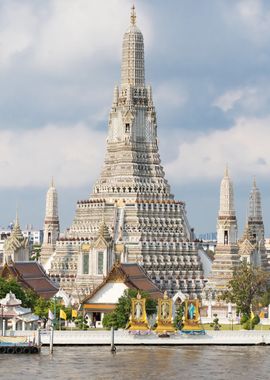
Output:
[22, 288, 39, 309]
[220, 262, 269, 317]
[0, 277, 28, 306]
[34, 297, 51, 327]
[30, 244, 42, 261]
[74, 314, 88, 330]
[103, 289, 157, 329]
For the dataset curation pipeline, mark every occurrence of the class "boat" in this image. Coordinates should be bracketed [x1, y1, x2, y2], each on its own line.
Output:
[0, 336, 41, 354]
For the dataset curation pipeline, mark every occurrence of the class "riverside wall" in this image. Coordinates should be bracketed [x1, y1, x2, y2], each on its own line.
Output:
[7, 330, 270, 346]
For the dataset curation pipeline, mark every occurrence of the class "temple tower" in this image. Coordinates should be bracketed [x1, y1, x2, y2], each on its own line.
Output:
[239, 178, 268, 268]
[248, 178, 264, 243]
[207, 167, 240, 292]
[40, 179, 60, 265]
[48, 6, 204, 300]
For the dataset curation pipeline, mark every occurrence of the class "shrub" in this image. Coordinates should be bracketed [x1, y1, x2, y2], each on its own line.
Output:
[242, 321, 252, 330]
[102, 312, 118, 330]
[252, 315, 260, 326]
[210, 314, 221, 331]
[240, 314, 249, 325]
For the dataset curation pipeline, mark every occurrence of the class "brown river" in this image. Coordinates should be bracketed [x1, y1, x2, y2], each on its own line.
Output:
[0, 346, 268, 380]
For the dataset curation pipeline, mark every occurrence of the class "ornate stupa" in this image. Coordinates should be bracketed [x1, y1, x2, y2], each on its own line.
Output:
[206, 166, 240, 292]
[45, 6, 204, 300]
[3, 212, 29, 264]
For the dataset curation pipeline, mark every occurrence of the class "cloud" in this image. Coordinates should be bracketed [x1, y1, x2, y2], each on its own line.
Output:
[165, 116, 270, 184]
[0, 0, 152, 73]
[212, 85, 270, 115]
[0, 123, 106, 187]
[213, 89, 245, 112]
[225, 0, 270, 46]
[0, 1, 37, 66]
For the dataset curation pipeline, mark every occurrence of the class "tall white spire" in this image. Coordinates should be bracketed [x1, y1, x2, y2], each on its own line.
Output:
[217, 166, 237, 245]
[219, 165, 235, 217]
[248, 177, 262, 221]
[45, 178, 58, 220]
[121, 5, 145, 87]
[41, 179, 60, 258]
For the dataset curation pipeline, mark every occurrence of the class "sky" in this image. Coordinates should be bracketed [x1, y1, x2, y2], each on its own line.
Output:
[1, 0, 270, 236]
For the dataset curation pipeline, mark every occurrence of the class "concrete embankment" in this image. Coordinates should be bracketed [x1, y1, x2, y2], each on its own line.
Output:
[8, 330, 270, 346]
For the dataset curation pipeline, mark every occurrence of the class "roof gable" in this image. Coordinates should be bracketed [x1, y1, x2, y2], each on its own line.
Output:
[82, 262, 162, 304]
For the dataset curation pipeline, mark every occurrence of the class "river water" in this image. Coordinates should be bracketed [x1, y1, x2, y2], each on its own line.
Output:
[0, 346, 268, 380]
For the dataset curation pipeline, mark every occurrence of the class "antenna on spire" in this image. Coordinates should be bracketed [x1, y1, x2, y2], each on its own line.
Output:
[51, 176, 55, 187]
[253, 175, 256, 188]
[130, 4, 136, 26]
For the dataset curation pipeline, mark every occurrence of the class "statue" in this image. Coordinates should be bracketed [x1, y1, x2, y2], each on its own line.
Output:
[181, 299, 205, 335]
[161, 302, 170, 319]
[135, 301, 142, 320]
[155, 291, 175, 334]
[128, 293, 149, 331]
[188, 302, 196, 320]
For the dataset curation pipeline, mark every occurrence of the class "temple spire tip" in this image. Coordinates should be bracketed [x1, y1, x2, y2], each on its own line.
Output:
[130, 4, 136, 26]
[224, 164, 229, 177]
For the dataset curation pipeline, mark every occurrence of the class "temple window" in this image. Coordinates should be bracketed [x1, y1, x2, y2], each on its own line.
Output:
[125, 123, 130, 133]
[97, 251, 104, 274]
[48, 232, 51, 244]
[83, 253, 89, 274]
[224, 230, 228, 245]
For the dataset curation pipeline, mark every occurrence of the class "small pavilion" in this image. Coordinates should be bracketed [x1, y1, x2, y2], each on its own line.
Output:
[0, 292, 39, 334]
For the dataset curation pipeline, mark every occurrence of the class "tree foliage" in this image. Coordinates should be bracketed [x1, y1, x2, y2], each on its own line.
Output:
[220, 262, 269, 317]
[74, 315, 89, 330]
[102, 289, 157, 329]
[0, 277, 38, 308]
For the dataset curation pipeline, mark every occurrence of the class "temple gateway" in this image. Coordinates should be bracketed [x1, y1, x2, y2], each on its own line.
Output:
[40, 6, 205, 301]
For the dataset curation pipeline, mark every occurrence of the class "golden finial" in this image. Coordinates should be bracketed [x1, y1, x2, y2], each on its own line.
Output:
[130, 4, 136, 26]
[137, 292, 141, 300]
[164, 290, 168, 300]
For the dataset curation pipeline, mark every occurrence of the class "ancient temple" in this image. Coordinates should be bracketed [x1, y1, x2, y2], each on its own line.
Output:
[206, 167, 240, 293]
[40, 179, 60, 266]
[46, 6, 204, 300]
[238, 178, 268, 268]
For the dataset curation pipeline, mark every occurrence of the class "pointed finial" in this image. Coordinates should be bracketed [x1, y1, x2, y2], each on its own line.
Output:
[51, 176, 54, 188]
[224, 164, 229, 177]
[130, 4, 136, 26]
[253, 175, 256, 188]
[15, 205, 19, 226]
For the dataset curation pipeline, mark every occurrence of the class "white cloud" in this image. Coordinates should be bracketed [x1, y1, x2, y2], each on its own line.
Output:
[165, 116, 270, 184]
[212, 86, 265, 113]
[0, 0, 152, 72]
[0, 2, 37, 66]
[226, 0, 270, 45]
[0, 123, 106, 187]
[213, 89, 244, 112]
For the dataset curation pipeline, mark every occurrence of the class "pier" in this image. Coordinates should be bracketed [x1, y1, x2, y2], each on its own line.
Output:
[6, 329, 270, 346]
